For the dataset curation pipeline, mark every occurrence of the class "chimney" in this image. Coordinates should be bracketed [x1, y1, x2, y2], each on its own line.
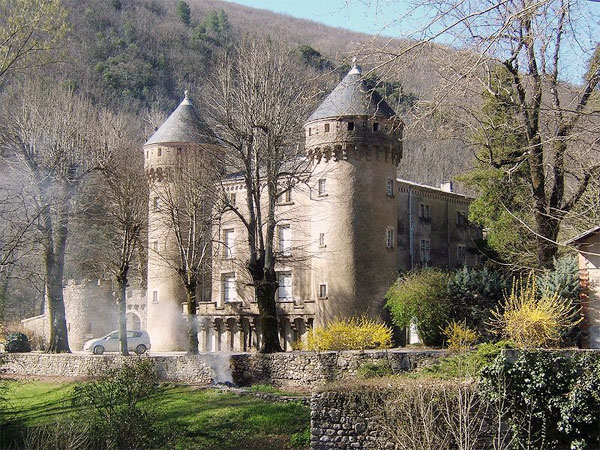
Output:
[440, 181, 453, 193]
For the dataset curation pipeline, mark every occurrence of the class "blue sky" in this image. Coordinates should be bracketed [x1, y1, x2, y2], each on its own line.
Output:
[222, 0, 600, 83]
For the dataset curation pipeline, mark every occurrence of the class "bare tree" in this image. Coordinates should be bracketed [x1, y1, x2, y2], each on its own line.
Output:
[0, 80, 102, 352]
[362, 0, 600, 268]
[89, 112, 148, 355]
[204, 36, 319, 352]
[0, 0, 68, 83]
[152, 149, 220, 354]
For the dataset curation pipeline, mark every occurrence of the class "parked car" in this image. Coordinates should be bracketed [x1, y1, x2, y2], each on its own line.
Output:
[83, 330, 151, 355]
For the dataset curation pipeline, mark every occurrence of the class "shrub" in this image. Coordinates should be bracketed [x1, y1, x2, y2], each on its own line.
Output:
[448, 266, 510, 338]
[443, 320, 478, 351]
[356, 360, 393, 379]
[489, 274, 582, 348]
[418, 340, 511, 380]
[299, 316, 392, 351]
[290, 428, 310, 447]
[72, 359, 164, 450]
[21, 420, 91, 450]
[538, 255, 581, 301]
[385, 269, 452, 346]
[479, 351, 600, 449]
[5, 332, 31, 353]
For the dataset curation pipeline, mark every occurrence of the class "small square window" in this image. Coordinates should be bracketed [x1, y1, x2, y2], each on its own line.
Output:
[386, 228, 394, 248]
[373, 122, 379, 132]
[458, 244, 467, 266]
[420, 239, 431, 265]
[278, 272, 293, 301]
[324, 123, 330, 132]
[279, 225, 292, 256]
[386, 179, 394, 196]
[347, 122, 355, 131]
[318, 179, 326, 196]
[319, 284, 327, 299]
[223, 274, 237, 302]
[223, 229, 235, 259]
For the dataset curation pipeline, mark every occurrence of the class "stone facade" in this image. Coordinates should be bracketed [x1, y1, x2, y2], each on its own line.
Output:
[0, 349, 445, 386]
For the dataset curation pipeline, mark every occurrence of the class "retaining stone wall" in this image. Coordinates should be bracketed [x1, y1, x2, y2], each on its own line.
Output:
[310, 391, 385, 449]
[0, 349, 445, 386]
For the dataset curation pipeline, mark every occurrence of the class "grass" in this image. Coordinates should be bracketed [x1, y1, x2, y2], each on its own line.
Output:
[0, 379, 310, 449]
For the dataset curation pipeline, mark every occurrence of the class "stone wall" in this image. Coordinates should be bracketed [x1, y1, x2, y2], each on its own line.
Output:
[310, 391, 384, 449]
[0, 349, 445, 386]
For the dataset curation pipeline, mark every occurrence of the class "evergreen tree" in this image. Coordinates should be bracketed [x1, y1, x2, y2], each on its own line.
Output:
[175, 1, 191, 27]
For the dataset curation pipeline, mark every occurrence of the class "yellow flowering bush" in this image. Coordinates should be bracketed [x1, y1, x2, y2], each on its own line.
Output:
[489, 273, 582, 348]
[443, 320, 478, 351]
[297, 316, 392, 351]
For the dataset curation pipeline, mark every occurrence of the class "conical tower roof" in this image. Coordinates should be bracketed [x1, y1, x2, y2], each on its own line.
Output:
[145, 91, 215, 146]
[307, 62, 396, 123]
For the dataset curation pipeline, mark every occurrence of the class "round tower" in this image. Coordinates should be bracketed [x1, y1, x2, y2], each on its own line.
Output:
[305, 61, 403, 325]
[143, 91, 217, 351]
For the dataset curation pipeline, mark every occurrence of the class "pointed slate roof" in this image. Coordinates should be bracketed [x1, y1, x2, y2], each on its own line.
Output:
[307, 62, 396, 123]
[145, 91, 215, 146]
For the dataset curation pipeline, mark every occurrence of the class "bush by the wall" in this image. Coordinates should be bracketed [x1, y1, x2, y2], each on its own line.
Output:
[489, 274, 582, 348]
[72, 359, 165, 450]
[5, 332, 31, 353]
[385, 269, 452, 346]
[479, 351, 600, 449]
[356, 360, 393, 379]
[448, 266, 510, 338]
[298, 316, 392, 351]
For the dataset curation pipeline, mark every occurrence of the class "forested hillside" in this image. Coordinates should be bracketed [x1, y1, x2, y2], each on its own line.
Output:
[53, 0, 475, 186]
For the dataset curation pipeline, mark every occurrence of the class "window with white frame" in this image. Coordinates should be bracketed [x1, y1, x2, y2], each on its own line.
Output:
[386, 228, 394, 248]
[420, 239, 431, 265]
[223, 274, 237, 302]
[318, 283, 327, 298]
[152, 291, 159, 303]
[223, 229, 235, 259]
[318, 179, 326, 196]
[278, 272, 292, 301]
[278, 187, 292, 204]
[457, 244, 467, 266]
[386, 179, 394, 196]
[419, 203, 430, 221]
[279, 225, 292, 256]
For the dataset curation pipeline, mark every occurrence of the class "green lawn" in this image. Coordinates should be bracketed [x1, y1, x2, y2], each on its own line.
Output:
[0, 380, 310, 449]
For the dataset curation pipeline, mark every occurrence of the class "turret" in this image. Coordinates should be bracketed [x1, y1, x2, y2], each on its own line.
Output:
[305, 61, 403, 325]
[144, 91, 217, 351]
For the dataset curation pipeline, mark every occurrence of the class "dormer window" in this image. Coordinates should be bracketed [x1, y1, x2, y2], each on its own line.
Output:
[347, 122, 355, 131]
[373, 123, 380, 132]
[324, 123, 330, 132]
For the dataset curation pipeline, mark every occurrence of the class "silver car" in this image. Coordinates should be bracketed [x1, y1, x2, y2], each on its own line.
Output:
[83, 330, 151, 355]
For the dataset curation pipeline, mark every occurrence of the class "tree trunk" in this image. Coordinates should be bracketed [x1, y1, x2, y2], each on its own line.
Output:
[45, 247, 70, 353]
[535, 213, 560, 269]
[254, 268, 282, 353]
[186, 283, 199, 355]
[117, 273, 129, 356]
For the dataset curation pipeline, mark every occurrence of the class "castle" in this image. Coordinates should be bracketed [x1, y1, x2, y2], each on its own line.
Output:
[143, 63, 481, 352]
[22, 63, 481, 351]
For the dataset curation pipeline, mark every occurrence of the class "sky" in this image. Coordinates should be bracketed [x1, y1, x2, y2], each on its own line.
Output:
[222, 0, 600, 83]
